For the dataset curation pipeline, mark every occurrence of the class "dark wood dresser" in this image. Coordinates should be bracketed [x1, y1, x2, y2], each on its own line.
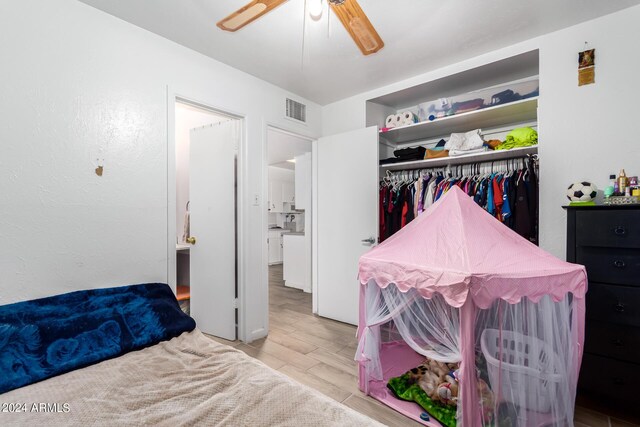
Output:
[565, 205, 640, 407]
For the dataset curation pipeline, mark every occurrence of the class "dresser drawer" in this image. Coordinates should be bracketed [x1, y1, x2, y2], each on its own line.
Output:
[584, 320, 640, 363]
[579, 353, 640, 403]
[576, 210, 640, 248]
[577, 246, 640, 286]
[586, 282, 640, 327]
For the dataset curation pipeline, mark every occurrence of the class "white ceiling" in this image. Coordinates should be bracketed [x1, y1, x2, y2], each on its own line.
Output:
[79, 0, 640, 105]
[268, 128, 311, 170]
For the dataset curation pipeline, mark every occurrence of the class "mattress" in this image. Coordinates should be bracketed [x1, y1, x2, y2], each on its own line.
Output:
[2, 329, 381, 426]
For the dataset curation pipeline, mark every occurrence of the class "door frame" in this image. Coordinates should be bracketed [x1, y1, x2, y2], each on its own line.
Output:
[167, 87, 245, 338]
[263, 124, 316, 322]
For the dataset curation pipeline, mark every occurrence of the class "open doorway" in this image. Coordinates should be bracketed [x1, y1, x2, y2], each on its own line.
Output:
[266, 127, 313, 319]
[174, 99, 240, 340]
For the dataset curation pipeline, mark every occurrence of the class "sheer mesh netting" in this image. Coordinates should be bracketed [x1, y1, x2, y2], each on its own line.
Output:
[357, 281, 582, 427]
[356, 281, 461, 383]
[474, 294, 579, 426]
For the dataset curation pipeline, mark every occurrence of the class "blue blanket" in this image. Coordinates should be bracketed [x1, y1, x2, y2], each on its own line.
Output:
[0, 283, 195, 394]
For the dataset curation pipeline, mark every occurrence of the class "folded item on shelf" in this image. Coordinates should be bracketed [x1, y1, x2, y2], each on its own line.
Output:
[495, 126, 538, 150]
[426, 149, 449, 159]
[448, 98, 484, 115]
[435, 139, 446, 149]
[380, 146, 427, 165]
[444, 129, 485, 151]
[394, 146, 426, 159]
[485, 139, 503, 150]
[449, 147, 487, 157]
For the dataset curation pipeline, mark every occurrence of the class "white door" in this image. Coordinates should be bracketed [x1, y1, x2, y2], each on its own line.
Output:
[316, 126, 378, 324]
[189, 120, 238, 340]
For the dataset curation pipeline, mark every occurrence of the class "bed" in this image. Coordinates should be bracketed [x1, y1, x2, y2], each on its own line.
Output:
[0, 284, 381, 426]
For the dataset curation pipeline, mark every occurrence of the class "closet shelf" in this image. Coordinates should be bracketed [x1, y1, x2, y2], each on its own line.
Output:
[380, 146, 538, 171]
[379, 97, 538, 145]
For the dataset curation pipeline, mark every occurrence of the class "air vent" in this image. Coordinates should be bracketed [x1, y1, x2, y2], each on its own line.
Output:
[285, 98, 306, 123]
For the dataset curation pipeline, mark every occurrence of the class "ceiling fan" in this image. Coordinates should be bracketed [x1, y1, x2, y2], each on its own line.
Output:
[217, 0, 384, 56]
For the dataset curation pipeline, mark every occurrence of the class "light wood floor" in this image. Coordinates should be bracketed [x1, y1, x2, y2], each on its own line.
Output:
[206, 265, 638, 426]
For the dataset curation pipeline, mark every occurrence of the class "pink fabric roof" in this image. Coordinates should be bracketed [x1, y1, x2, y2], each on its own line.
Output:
[358, 186, 587, 308]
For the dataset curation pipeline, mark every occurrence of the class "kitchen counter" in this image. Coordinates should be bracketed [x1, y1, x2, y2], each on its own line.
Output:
[269, 228, 303, 236]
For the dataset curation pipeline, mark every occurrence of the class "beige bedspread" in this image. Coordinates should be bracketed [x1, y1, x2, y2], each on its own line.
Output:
[1, 329, 381, 426]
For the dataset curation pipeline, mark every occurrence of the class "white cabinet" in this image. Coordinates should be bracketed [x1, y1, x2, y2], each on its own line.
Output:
[294, 152, 311, 210]
[268, 167, 295, 212]
[283, 234, 305, 289]
[282, 182, 295, 205]
[269, 180, 284, 212]
[268, 230, 283, 265]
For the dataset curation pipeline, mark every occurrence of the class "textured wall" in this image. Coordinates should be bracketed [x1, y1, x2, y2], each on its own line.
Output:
[0, 0, 320, 342]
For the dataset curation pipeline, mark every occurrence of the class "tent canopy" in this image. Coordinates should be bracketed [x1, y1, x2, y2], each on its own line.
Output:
[359, 186, 587, 308]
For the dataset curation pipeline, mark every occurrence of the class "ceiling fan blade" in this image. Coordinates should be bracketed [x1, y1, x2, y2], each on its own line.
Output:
[329, 0, 384, 55]
[217, 0, 288, 32]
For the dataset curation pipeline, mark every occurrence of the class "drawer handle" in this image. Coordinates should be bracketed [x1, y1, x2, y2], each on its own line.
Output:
[612, 339, 624, 347]
[614, 226, 627, 236]
[614, 303, 626, 313]
[613, 260, 626, 268]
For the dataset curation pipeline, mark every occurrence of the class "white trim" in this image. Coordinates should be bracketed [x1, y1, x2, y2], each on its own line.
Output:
[311, 138, 318, 315]
[263, 123, 316, 329]
[167, 88, 246, 341]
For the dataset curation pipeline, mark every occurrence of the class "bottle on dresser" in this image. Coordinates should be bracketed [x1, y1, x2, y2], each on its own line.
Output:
[618, 169, 628, 196]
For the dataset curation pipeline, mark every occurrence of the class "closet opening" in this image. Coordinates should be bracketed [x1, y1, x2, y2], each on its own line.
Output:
[173, 98, 241, 341]
[266, 127, 313, 324]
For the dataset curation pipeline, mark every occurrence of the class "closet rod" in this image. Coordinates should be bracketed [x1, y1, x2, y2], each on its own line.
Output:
[384, 154, 536, 179]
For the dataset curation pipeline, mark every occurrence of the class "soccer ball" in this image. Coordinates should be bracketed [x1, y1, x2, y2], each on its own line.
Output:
[567, 182, 598, 202]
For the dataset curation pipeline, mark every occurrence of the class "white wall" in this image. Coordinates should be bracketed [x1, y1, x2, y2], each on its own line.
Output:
[321, 5, 640, 260]
[0, 0, 320, 342]
[537, 6, 640, 258]
[268, 166, 295, 184]
[175, 104, 227, 244]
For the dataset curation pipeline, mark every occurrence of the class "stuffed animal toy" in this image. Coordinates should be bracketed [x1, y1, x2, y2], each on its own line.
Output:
[436, 370, 460, 406]
[436, 381, 458, 406]
[418, 370, 442, 400]
[426, 358, 450, 378]
[407, 358, 461, 406]
[407, 362, 441, 400]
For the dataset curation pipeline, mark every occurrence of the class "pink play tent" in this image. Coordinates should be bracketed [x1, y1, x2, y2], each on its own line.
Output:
[357, 186, 587, 427]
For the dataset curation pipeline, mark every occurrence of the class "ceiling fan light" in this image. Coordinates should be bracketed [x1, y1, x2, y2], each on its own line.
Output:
[220, 3, 268, 30]
[308, 0, 323, 21]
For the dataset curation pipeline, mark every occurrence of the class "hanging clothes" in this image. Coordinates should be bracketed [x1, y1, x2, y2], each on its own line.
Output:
[379, 156, 539, 243]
